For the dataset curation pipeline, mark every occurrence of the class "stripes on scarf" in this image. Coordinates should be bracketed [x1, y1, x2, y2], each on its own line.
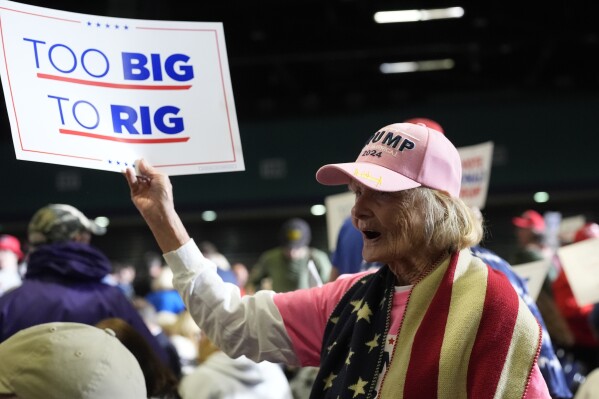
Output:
[381, 250, 541, 399]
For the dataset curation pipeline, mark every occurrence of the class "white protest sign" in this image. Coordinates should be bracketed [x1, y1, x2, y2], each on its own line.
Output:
[512, 259, 552, 301]
[457, 141, 493, 209]
[0, 0, 243, 175]
[557, 237, 599, 306]
[324, 191, 355, 251]
[559, 215, 586, 244]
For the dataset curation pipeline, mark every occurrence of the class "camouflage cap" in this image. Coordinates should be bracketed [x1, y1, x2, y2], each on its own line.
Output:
[28, 204, 107, 245]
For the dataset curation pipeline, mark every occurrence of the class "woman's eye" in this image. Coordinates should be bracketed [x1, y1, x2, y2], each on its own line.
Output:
[375, 191, 395, 201]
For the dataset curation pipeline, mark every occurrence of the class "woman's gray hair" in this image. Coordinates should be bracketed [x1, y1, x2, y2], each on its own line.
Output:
[397, 187, 484, 253]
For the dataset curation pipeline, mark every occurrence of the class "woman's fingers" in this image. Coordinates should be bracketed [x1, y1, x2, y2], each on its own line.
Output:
[124, 159, 157, 195]
[124, 167, 138, 185]
[137, 158, 157, 178]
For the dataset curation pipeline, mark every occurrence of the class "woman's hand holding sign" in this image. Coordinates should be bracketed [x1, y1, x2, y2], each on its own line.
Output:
[124, 159, 190, 253]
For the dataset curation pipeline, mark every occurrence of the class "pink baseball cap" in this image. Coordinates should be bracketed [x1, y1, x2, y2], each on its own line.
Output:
[316, 122, 462, 197]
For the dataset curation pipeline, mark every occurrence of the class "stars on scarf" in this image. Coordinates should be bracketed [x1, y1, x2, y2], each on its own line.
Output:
[351, 298, 372, 323]
[345, 349, 354, 365]
[388, 336, 395, 345]
[327, 341, 337, 353]
[323, 372, 337, 390]
[348, 377, 368, 398]
[365, 333, 380, 353]
[330, 316, 339, 325]
[356, 302, 373, 323]
[350, 299, 363, 313]
[379, 296, 386, 309]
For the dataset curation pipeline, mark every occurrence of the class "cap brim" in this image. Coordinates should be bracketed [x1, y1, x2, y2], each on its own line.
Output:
[85, 220, 107, 236]
[90, 224, 107, 236]
[512, 217, 531, 229]
[285, 241, 307, 249]
[0, 376, 13, 394]
[316, 162, 421, 192]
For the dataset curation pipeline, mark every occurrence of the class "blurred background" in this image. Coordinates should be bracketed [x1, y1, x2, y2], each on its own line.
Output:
[1, 0, 599, 266]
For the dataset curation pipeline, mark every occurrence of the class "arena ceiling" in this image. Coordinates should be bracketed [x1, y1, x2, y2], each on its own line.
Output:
[3, 0, 598, 122]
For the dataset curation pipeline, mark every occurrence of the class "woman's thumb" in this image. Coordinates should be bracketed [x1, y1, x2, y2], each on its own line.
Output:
[136, 158, 155, 177]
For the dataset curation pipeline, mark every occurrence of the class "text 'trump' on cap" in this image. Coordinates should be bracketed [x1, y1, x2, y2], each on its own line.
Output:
[315, 122, 462, 197]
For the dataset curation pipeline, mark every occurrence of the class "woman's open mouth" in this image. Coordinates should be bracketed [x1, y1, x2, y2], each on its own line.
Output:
[363, 230, 381, 240]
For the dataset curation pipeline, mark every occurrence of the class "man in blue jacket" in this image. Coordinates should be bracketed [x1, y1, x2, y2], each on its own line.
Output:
[0, 203, 169, 366]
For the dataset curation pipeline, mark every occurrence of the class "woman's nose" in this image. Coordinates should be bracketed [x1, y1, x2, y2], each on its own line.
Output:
[352, 195, 371, 219]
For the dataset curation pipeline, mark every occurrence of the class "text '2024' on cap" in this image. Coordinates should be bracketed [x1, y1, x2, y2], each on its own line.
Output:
[316, 122, 462, 197]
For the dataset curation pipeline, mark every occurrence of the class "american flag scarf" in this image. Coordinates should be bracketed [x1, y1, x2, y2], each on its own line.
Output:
[311, 249, 542, 399]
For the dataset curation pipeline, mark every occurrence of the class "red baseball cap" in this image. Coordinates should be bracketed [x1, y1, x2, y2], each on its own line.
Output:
[403, 117, 445, 134]
[574, 223, 599, 243]
[512, 210, 545, 233]
[0, 235, 24, 261]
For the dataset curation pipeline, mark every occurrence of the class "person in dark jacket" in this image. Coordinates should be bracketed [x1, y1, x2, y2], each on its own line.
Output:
[0, 203, 169, 365]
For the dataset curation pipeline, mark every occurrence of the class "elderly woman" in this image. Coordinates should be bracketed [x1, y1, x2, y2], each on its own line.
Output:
[125, 122, 549, 398]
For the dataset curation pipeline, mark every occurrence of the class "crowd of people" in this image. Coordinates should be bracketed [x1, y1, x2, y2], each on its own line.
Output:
[0, 120, 598, 398]
[0, 202, 296, 398]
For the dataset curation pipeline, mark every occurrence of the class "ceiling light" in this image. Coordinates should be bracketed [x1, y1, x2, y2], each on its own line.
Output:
[201, 210, 217, 222]
[310, 204, 327, 216]
[380, 59, 455, 74]
[374, 7, 464, 24]
[534, 192, 550, 203]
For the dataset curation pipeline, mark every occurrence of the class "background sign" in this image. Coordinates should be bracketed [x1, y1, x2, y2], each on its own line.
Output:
[457, 141, 494, 209]
[0, 0, 243, 175]
[559, 215, 587, 244]
[557, 237, 599, 306]
[512, 259, 552, 300]
[324, 191, 354, 251]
